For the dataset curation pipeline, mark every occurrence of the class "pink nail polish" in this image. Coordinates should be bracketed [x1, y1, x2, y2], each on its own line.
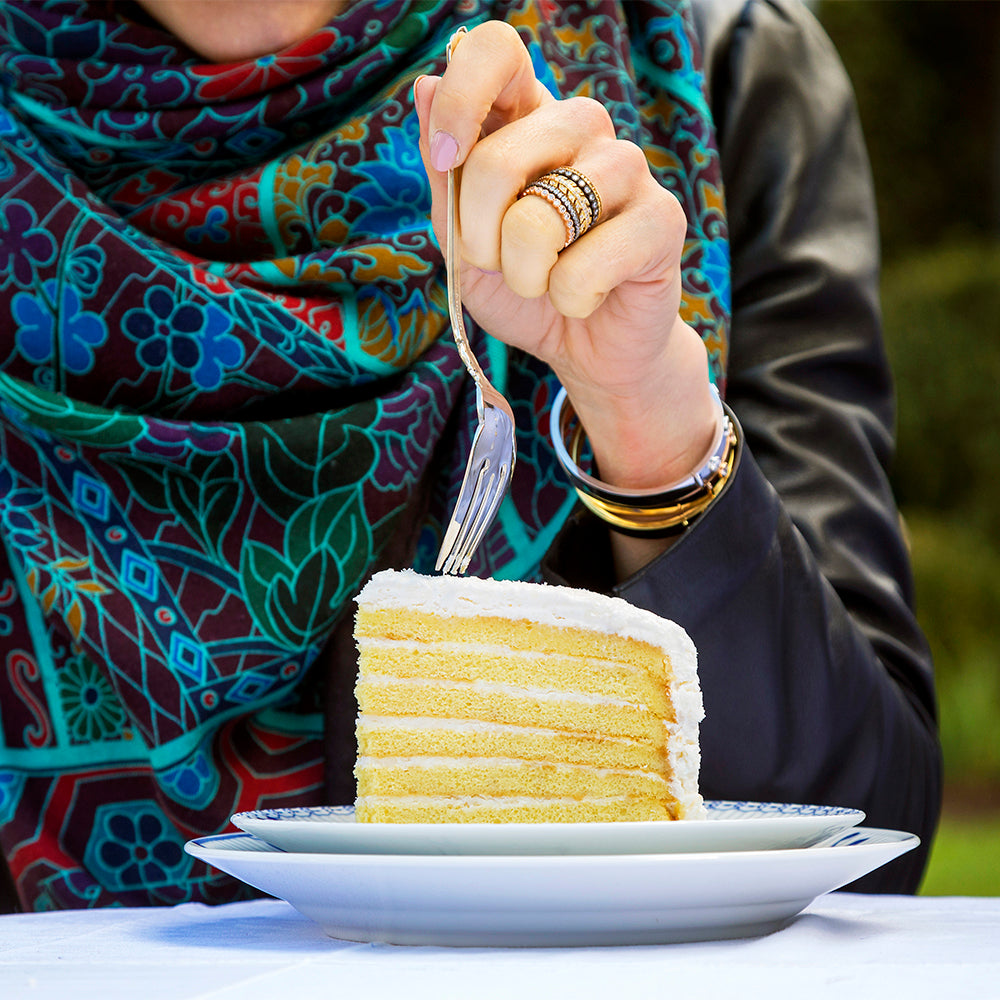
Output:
[430, 130, 459, 172]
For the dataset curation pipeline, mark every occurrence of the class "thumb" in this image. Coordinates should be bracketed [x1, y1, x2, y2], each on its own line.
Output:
[414, 74, 449, 256]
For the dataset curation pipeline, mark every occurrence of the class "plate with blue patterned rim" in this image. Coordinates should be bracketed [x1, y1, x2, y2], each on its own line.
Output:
[229, 800, 865, 856]
[186, 825, 916, 946]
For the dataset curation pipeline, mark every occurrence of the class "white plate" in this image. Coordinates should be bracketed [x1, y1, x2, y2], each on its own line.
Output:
[230, 800, 865, 856]
[185, 826, 916, 946]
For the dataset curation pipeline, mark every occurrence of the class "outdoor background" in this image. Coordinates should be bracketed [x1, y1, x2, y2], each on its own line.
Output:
[815, 0, 1000, 893]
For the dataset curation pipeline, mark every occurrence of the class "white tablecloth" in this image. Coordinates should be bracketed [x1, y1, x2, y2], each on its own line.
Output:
[1, 893, 998, 999]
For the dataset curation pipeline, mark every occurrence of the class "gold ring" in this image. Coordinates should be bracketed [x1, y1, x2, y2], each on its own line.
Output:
[519, 167, 602, 249]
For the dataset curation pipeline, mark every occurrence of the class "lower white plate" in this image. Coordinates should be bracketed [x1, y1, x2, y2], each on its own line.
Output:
[230, 800, 865, 856]
[185, 826, 917, 947]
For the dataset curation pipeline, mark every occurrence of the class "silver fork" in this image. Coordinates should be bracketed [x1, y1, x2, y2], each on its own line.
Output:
[435, 30, 516, 576]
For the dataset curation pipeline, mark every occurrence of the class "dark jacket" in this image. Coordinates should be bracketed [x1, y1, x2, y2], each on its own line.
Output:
[544, 0, 941, 892]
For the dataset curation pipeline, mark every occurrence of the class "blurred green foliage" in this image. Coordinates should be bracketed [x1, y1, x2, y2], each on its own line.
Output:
[881, 246, 1000, 787]
[818, 1, 1000, 264]
[904, 511, 1000, 787]
[921, 809, 1000, 896]
[883, 244, 1000, 539]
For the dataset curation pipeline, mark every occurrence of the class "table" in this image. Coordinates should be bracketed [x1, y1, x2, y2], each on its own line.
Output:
[1, 894, 998, 999]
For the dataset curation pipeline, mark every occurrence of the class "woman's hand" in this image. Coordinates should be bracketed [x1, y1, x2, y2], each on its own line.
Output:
[414, 22, 719, 574]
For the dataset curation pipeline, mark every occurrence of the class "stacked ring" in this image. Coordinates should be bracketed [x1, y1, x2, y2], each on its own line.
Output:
[519, 167, 603, 249]
[550, 167, 602, 226]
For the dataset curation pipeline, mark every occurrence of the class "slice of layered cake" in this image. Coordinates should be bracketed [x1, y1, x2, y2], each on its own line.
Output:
[353, 569, 704, 823]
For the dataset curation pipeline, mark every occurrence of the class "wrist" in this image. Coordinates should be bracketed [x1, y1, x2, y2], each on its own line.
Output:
[554, 323, 718, 490]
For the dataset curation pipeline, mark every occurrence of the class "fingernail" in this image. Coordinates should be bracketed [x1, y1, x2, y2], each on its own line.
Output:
[430, 130, 459, 172]
[412, 74, 427, 101]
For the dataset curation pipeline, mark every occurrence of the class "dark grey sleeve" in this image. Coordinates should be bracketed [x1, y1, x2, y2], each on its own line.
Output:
[543, 0, 941, 892]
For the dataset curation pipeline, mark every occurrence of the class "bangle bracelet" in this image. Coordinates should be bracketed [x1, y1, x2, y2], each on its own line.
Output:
[548, 384, 740, 538]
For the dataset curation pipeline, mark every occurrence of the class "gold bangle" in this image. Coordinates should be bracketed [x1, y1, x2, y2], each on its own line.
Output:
[548, 385, 741, 537]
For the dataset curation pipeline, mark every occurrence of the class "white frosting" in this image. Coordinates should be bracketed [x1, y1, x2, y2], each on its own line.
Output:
[358, 569, 695, 654]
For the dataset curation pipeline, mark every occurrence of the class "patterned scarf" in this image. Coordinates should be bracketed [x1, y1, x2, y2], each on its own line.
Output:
[0, 0, 729, 909]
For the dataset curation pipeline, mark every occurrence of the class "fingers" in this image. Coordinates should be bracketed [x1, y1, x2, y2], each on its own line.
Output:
[542, 187, 687, 320]
[413, 22, 687, 322]
[517, 147, 687, 319]
[480, 124, 685, 319]
[428, 21, 552, 172]
[460, 95, 615, 271]
[414, 21, 553, 264]
[414, 73, 450, 252]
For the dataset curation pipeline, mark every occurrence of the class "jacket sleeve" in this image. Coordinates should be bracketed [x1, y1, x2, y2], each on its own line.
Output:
[543, 0, 941, 892]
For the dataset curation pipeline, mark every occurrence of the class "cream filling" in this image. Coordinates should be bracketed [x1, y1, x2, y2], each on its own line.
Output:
[358, 674, 642, 708]
[355, 794, 649, 808]
[358, 637, 646, 672]
[355, 756, 669, 782]
[357, 715, 645, 747]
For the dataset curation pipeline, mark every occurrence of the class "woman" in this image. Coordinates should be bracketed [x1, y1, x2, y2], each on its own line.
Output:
[0, 0, 940, 910]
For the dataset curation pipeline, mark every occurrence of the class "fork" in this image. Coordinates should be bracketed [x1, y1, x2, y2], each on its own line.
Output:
[434, 29, 517, 576]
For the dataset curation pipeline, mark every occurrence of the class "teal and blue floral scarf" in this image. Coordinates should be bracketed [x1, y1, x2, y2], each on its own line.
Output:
[0, 0, 729, 908]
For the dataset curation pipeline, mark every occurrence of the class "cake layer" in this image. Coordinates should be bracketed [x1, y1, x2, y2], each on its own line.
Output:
[355, 757, 673, 800]
[354, 796, 678, 824]
[357, 639, 675, 720]
[356, 717, 668, 771]
[356, 607, 669, 664]
[355, 675, 669, 744]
